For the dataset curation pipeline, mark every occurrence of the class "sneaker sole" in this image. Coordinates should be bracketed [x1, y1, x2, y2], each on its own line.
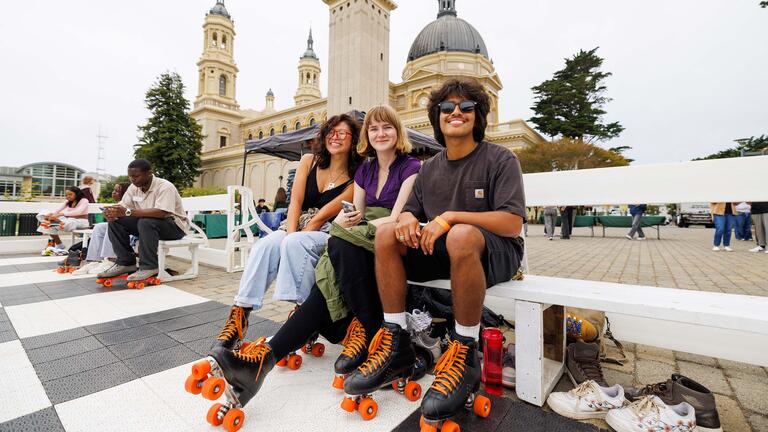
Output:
[547, 395, 608, 420]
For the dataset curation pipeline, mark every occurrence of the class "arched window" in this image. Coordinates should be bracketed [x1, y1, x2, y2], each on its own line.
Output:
[212, 32, 218, 47]
[309, 118, 316, 126]
[269, 128, 275, 136]
[281, 125, 288, 134]
[221, 35, 227, 50]
[295, 122, 301, 130]
[247, 133, 253, 140]
[258, 131, 264, 139]
[219, 75, 227, 96]
[306, 72, 311, 84]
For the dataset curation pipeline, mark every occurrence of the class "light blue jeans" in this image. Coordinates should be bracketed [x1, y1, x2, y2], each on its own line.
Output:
[85, 223, 115, 261]
[234, 229, 328, 310]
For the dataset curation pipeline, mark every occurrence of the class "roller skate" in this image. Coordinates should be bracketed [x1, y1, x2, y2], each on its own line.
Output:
[274, 305, 324, 370]
[332, 318, 368, 389]
[212, 305, 251, 352]
[56, 250, 82, 274]
[341, 322, 422, 421]
[419, 333, 491, 432]
[408, 310, 442, 381]
[184, 337, 276, 432]
[96, 274, 160, 289]
[41, 239, 55, 256]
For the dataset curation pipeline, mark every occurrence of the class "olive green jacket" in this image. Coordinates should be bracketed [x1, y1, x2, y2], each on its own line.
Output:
[316, 207, 391, 321]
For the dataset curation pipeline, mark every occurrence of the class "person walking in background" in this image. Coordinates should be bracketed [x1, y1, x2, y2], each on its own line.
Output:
[626, 204, 647, 240]
[543, 206, 557, 240]
[79, 176, 96, 203]
[734, 202, 752, 241]
[560, 205, 575, 239]
[710, 202, 738, 252]
[749, 201, 768, 253]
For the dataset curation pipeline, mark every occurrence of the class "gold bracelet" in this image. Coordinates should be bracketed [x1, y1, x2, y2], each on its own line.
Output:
[433, 215, 451, 232]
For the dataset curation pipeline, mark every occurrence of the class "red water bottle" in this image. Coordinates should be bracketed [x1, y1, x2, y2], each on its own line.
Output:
[481, 327, 503, 395]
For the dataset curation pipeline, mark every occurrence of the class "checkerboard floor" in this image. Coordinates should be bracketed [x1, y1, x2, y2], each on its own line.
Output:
[0, 255, 600, 432]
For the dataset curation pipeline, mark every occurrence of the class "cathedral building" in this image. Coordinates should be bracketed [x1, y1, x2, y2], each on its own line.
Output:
[191, 0, 545, 200]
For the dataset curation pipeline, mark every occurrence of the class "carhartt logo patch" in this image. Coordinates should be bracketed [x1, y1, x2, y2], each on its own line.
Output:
[474, 189, 484, 199]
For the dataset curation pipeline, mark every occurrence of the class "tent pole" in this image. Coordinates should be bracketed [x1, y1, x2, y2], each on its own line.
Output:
[241, 151, 248, 186]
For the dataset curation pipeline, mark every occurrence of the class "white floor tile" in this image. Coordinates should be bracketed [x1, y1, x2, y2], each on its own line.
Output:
[0, 269, 93, 288]
[55, 379, 189, 432]
[0, 340, 51, 422]
[0, 256, 61, 266]
[6, 285, 209, 338]
[141, 341, 425, 432]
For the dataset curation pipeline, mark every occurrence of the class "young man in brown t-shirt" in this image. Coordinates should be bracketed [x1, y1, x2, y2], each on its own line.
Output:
[343, 79, 526, 423]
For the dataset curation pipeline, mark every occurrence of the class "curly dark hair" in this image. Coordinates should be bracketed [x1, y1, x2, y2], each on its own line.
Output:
[314, 114, 362, 178]
[427, 78, 491, 146]
[65, 186, 86, 208]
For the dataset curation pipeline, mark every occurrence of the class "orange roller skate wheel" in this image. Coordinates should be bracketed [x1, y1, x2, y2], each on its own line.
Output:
[332, 375, 344, 390]
[153, 278, 161, 285]
[191, 359, 212, 380]
[96, 278, 105, 284]
[68, 267, 75, 273]
[300, 345, 309, 354]
[136, 282, 145, 289]
[223, 408, 245, 432]
[276, 357, 287, 367]
[57, 267, 65, 274]
[311, 343, 325, 357]
[201, 376, 226, 400]
[391, 381, 401, 392]
[473, 394, 491, 418]
[442, 419, 461, 432]
[127, 282, 135, 289]
[206, 403, 224, 426]
[287, 354, 302, 370]
[358, 398, 378, 421]
[184, 374, 204, 395]
[103, 279, 113, 287]
[404, 381, 422, 401]
[419, 416, 438, 432]
[340, 396, 358, 412]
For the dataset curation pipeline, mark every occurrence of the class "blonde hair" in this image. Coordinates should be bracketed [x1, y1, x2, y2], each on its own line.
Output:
[357, 105, 412, 157]
[82, 176, 94, 185]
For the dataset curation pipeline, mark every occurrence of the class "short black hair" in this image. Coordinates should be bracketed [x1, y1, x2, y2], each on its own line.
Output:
[427, 79, 491, 146]
[258, 198, 266, 203]
[127, 159, 152, 172]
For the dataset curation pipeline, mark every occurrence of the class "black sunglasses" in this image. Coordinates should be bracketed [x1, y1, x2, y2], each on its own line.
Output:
[438, 100, 477, 114]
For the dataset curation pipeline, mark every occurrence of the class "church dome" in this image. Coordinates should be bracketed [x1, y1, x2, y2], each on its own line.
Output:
[407, 0, 488, 62]
[208, 0, 231, 19]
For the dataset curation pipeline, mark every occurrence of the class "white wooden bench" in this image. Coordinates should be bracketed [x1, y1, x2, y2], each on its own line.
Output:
[224, 186, 274, 273]
[156, 220, 208, 283]
[412, 155, 768, 406]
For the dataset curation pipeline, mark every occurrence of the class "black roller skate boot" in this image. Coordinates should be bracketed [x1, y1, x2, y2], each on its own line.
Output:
[341, 322, 422, 421]
[212, 305, 251, 352]
[419, 332, 491, 432]
[185, 337, 276, 432]
[332, 318, 368, 389]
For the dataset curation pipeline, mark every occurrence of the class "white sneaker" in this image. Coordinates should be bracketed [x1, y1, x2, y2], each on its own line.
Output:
[546, 380, 627, 420]
[72, 261, 100, 275]
[89, 259, 116, 275]
[749, 246, 765, 252]
[625, 235, 633, 240]
[712, 246, 720, 252]
[606, 395, 696, 432]
[637, 237, 646, 241]
[724, 246, 733, 252]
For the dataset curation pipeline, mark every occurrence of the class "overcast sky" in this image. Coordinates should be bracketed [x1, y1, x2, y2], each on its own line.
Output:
[2, 1, 766, 176]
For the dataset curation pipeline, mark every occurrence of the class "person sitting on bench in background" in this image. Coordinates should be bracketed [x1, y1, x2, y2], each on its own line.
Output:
[97, 159, 188, 282]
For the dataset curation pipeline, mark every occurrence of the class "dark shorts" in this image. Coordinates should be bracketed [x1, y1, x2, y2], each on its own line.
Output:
[403, 227, 524, 288]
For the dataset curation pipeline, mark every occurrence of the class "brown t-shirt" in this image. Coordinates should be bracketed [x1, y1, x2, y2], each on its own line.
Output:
[119, 176, 188, 232]
[403, 141, 526, 225]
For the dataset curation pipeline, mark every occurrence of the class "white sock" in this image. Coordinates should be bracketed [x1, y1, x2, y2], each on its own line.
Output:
[455, 321, 481, 341]
[233, 300, 253, 309]
[383, 312, 407, 330]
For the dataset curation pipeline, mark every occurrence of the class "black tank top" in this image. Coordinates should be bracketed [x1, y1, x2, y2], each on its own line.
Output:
[302, 163, 353, 211]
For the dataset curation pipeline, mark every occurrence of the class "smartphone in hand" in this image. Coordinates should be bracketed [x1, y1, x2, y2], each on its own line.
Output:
[342, 200, 357, 213]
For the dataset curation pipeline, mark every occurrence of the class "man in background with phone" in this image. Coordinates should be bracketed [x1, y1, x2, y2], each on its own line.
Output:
[344, 79, 526, 424]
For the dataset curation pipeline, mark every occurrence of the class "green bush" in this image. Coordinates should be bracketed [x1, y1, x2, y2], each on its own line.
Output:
[181, 186, 227, 197]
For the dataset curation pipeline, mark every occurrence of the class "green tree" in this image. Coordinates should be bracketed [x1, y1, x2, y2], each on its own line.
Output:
[761, 1, 767, 8]
[135, 72, 203, 189]
[529, 48, 624, 142]
[608, 145, 635, 163]
[99, 175, 130, 202]
[694, 134, 768, 160]
[516, 138, 630, 173]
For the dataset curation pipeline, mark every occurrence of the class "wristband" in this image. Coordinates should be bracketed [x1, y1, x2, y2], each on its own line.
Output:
[433, 215, 451, 232]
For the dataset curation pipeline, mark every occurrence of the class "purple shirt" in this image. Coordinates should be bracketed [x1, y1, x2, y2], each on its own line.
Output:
[354, 154, 421, 209]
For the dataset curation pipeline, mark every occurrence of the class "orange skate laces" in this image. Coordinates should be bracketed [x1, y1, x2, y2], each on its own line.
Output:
[234, 337, 271, 375]
[357, 327, 393, 376]
[430, 340, 468, 396]
[217, 307, 247, 342]
[340, 318, 366, 359]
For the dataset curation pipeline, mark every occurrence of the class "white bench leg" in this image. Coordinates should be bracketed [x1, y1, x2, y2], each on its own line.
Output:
[189, 245, 199, 279]
[158, 244, 168, 281]
[515, 300, 565, 406]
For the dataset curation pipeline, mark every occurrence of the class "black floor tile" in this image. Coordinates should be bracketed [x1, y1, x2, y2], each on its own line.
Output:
[42, 361, 136, 404]
[123, 344, 200, 377]
[84, 316, 149, 334]
[191, 305, 234, 324]
[21, 327, 91, 350]
[0, 330, 17, 344]
[34, 347, 120, 382]
[167, 322, 221, 344]
[181, 300, 229, 314]
[26, 336, 103, 364]
[0, 406, 65, 432]
[184, 337, 214, 357]
[93, 323, 163, 346]
[107, 333, 181, 360]
[149, 314, 204, 333]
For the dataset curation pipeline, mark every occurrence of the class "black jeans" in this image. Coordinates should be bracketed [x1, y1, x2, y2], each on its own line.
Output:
[108, 216, 185, 270]
[327, 236, 383, 339]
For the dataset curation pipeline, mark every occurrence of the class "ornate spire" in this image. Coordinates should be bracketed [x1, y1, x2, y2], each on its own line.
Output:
[302, 27, 318, 59]
[209, 0, 231, 19]
[437, 0, 457, 18]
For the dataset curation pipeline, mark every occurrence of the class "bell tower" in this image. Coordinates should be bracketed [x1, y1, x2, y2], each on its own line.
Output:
[294, 28, 322, 105]
[323, 0, 397, 115]
[195, 0, 239, 111]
